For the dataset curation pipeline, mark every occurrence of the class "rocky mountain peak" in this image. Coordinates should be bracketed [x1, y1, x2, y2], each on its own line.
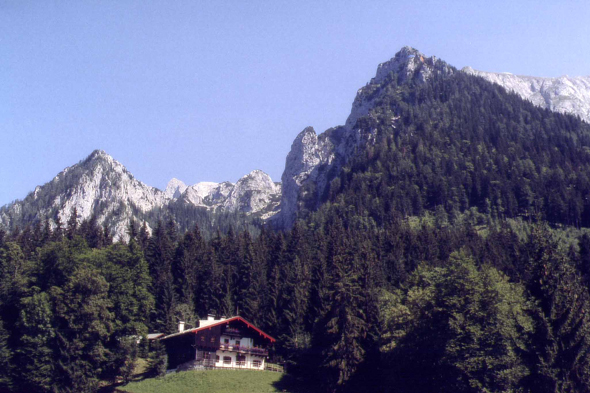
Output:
[345, 47, 453, 130]
[165, 178, 188, 199]
[276, 47, 449, 228]
[83, 149, 117, 167]
[373, 46, 452, 85]
[223, 170, 281, 215]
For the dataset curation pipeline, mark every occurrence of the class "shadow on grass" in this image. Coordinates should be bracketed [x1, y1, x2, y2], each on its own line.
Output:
[272, 370, 326, 393]
[98, 371, 152, 393]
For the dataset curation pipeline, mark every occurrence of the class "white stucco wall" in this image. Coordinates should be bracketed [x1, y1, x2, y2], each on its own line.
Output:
[215, 334, 266, 370]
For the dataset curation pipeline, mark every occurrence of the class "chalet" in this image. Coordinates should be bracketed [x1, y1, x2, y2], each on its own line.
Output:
[160, 315, 276, 370]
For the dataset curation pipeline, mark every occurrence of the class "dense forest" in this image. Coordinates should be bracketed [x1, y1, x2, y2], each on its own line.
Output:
[2, 209, 590, 393]
[3, 67, 590, 393]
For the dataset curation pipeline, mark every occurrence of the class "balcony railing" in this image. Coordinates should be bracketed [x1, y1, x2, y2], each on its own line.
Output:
[219, 343, 268, 356]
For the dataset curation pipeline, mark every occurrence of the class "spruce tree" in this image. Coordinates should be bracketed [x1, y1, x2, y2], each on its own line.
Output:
[0, 320, 13, 391]
[236, 231, 262, 322]
[66, 208, 78, 240]
[523, 224, 590, 393]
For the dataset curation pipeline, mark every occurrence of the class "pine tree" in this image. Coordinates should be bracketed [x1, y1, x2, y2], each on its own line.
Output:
[42, 216, 52, 246]
[174, 225, 205, 310]
[279, 224, 311, 352]
[138, 221, 150, 252]
[145, 221, 177, 333]
[148, 339, 167, 378]
[66, 208, 78, 240]
[236, 231, 262, 322]
[260, 233, 285, 335]
[523, 224, 590, 393]
[0, 320, 13, 391]
[320, 221, 367, 390]
[127, 219, 139, 242]
[52, 216, 64, 242]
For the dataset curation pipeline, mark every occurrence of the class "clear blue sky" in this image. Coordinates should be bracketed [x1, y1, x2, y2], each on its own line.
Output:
[2, 0, 589, 206]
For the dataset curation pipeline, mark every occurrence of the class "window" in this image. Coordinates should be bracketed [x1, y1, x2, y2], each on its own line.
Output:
[223, 356, 232, 365]
[224, 338, 229, 344]
[236, 355, 245, 366]
[200, 335, 205, 342]
[253, 360, 261, 368]
[216, 355, 220, 362]
[235, 340, 240, 347]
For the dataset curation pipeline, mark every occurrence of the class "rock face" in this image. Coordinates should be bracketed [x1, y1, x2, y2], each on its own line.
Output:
[274, 46, 454, 228]
[462, 67, 590, 123]
[224, 170, 281, 214]
[0, 150, 169, 241]
[172, 171, 281, 218]
[0, 150, 281, 240]
[164, 178, 188, 199]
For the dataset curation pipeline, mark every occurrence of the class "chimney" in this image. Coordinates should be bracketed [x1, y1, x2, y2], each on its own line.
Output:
[178, 321, 185, 333]
[207, 314, 215, 321]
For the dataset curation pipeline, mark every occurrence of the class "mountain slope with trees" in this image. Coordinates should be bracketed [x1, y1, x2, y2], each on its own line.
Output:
[2, 47, 590, 393]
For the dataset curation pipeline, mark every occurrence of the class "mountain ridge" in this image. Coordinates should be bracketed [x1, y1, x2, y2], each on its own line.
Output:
[4, 46, 590, 237]
[0, 149, 281, 241]
[461, 66, 590, 123]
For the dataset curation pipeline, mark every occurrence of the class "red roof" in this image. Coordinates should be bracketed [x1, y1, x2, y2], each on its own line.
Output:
[161, 316, 276, 343]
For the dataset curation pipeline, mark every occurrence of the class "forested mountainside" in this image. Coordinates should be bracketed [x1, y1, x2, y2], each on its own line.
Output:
[284, 47, 590, 230]
[3, 47, 590, 393]
[323, 60, 590, 228]
[0, 150, 281, 241]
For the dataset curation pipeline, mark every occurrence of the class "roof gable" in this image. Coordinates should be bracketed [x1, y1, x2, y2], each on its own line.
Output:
[161, 316, 276, 342]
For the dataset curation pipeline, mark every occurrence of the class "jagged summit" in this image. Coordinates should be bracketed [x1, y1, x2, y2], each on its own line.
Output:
[345, 47, 453, 130]
[275, 46, 455, 228]
[82, 149, 118, 166]
[165, 178, 188, 199]
[88, 149, 110, 158]
[373, 46, 452, 84]
[0, 149, 282, 240]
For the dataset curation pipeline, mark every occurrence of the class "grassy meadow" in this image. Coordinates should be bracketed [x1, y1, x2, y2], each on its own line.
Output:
[118, 369, 292, 393]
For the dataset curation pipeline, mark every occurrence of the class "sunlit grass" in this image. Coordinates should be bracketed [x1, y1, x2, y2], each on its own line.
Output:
[119, 369, 288, 393]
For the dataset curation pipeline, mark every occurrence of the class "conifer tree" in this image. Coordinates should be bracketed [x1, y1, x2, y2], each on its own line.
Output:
[320, 221, 367, 390]
[145, 220, 177, 333]
[52, 216, 64, 242]
[173, 225, 205, 311]
[42, 216, 52, 246]
[260, 233, 285, 334]
[523, 224, 590, 393]
[236, 231, 262, 322]
[148, 339, 167, 378]
[66, 208, 78, 240]
[138, 221, 150, 252]
[0, 320, 13, 391]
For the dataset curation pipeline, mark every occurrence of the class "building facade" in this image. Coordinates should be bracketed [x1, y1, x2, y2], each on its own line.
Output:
[160, 315, 275, 371]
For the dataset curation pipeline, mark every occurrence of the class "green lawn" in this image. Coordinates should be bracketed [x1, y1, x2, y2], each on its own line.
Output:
[119, 369, 290, 393]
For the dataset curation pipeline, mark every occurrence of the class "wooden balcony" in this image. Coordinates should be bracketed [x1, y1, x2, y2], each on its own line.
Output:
[219, 343, 268, 356]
